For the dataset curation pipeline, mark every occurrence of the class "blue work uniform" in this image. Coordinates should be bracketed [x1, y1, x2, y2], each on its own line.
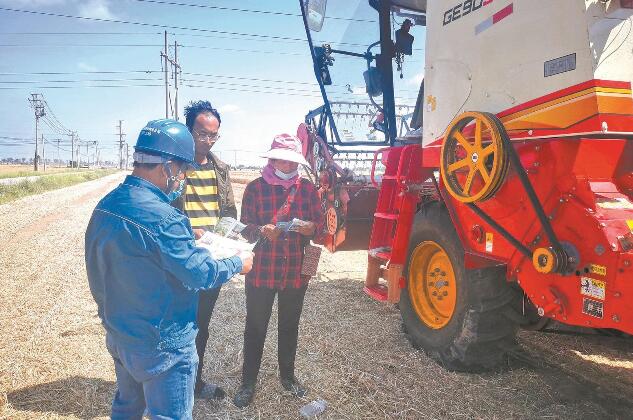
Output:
[85, 175, 242, 420]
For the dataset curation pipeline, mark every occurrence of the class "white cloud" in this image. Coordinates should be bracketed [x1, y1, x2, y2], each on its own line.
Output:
[77, 0, 116, 19]
[219, 104, 240, 114]
[77, 62, 98, 72]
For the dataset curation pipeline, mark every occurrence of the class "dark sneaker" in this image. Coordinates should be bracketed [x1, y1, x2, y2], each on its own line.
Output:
[233, 383, 256, 408]
[280, 376, 307, 397]
[194, 382, 226, 400]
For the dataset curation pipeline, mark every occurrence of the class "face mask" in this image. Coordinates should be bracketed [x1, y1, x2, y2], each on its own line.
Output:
[274, 168, 298, 180]
[163, 162, 185, 202]
[166, 178, 185, 201]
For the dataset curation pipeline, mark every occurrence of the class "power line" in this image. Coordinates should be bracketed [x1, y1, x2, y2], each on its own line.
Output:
[0, 31, 387, 50]
[0, 70, 319, 87]
[0, 32, 162, 36]
[0, 43, 309, 57]
[0, 84, 164, 90]
[0, 70, 160, 76]
[0, 6, 308, 42]
[183, 84, 323, 98]
[130, 0, 377, 23]
[0, 78, 164, 84]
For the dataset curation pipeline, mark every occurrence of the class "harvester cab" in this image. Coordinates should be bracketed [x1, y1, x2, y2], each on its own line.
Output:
[300, 0, 633, 371]
[298, 0, 427, 252]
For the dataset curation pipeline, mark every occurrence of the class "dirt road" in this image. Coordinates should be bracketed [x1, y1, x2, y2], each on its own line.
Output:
[1, 173, 632, 419]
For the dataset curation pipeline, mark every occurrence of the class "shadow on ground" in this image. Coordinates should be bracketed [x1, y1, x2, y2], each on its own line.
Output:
[7, 376, 114, 419]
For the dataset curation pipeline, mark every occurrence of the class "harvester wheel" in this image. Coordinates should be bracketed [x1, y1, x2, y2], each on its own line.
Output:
[440, 112, 510, 203]
[400, 202, 519, 372]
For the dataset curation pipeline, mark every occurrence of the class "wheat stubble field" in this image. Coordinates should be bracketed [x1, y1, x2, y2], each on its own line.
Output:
[1, 172, 632, 419]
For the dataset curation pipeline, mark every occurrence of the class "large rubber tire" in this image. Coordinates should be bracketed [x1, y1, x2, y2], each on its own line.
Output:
[400, 202, 519, 372]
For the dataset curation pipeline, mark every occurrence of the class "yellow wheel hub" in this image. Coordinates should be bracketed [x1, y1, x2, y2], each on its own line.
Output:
[440, 112, 509, 203]
[408, 241, 457, 329]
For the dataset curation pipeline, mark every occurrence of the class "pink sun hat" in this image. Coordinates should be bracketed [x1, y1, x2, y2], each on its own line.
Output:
[260, 133, 310, 166]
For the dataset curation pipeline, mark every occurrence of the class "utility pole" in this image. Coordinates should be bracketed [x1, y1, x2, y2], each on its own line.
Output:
[160, 32, 181, 120]
[126, 143, 130, 170]
[162, 31, 169, 119]
[174, 40, 180, 121]
[42, 134, 46, 171]
[28, 93, 46, 171]
[77, 138, 81, 169]
[116, 120, 126, 170]
[69, 131, 76, 168]
[83, 141, 97, 168]
[57, 139, 61, 168]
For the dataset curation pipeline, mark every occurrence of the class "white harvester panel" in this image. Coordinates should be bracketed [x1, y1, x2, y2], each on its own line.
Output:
[422, 0, 633, 145]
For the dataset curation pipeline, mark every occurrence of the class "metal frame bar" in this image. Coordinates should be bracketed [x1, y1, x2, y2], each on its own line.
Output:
[298, 0, 397, 148]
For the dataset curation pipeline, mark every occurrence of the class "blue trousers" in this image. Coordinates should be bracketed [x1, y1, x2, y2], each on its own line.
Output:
[106, 333, 198, 420]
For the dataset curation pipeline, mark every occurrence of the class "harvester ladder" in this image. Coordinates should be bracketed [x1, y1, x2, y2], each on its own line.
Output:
[365, 144, 427, 303]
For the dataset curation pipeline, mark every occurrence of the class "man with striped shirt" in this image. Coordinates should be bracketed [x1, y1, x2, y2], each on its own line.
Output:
[174, 100, 237, 401]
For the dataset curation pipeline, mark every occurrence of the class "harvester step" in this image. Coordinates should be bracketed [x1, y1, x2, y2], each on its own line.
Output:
[369, 247, 392, 262]
[363, 284, 388, 302]
[374, 212, 398, 220]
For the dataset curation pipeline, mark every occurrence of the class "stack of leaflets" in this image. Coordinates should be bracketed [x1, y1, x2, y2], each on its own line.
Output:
[195, 217, 254, 260]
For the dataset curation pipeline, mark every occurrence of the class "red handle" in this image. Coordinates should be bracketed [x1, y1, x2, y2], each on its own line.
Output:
[370, 147, 391, 188]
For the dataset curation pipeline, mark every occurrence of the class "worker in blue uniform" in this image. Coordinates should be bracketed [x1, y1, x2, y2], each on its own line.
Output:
[85, 119, 253, 419]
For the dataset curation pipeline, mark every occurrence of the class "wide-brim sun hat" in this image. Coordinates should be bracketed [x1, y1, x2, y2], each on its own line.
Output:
[260, 133, 310, 166]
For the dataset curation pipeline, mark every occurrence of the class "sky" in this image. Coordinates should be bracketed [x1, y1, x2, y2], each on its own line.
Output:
[0, 0, 425, 166]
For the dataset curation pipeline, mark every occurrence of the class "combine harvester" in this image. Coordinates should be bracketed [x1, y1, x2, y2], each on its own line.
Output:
[297, 0, 633, 371]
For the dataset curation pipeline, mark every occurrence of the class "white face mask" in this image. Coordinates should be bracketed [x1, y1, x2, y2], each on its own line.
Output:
[274, 168, 298, 180]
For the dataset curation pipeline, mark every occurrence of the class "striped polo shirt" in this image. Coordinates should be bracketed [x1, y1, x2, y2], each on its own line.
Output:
[183, 160, 220, 230]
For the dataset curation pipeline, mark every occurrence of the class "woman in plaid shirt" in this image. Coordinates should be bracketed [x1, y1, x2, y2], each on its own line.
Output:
[234, 134, 324, 408]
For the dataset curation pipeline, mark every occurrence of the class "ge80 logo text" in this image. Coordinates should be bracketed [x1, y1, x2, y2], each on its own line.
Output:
[443, 0, 488, 26]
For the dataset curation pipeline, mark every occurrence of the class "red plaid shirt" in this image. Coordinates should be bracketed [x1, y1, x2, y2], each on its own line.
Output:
[240, 177, 323, 289]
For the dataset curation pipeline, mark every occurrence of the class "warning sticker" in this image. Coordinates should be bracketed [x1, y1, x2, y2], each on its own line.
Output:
[581, 277, 606, 300]
[589, 264, 607, 277]
[485, 232, 493, 253]
[596, 197, 633, 210]
[627, 220, 633, 233]
[582, 298, 604, 319]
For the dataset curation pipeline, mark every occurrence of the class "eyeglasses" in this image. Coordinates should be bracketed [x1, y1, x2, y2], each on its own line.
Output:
[193, 129, 220, 143]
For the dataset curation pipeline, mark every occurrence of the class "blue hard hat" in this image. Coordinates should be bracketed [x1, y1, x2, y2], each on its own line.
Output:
[134, 119, 197, 167]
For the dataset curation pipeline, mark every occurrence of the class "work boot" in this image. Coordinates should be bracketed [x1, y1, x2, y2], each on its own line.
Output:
[280, 376, 307, 398]
[233, 383, 256, 408]
[194, 381, 226, 400]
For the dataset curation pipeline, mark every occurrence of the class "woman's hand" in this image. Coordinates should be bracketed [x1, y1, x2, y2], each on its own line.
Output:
[260, 224, 282, 240]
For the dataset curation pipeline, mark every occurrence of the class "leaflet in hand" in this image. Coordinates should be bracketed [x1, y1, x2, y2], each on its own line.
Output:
[213, 217, 246, 239]
[196, 231, 254, 260]
[195, 217, 253, 259]
[276, 218, 309, 233]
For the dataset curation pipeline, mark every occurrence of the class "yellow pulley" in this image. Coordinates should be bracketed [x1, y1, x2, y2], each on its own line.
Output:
[440, 112, 510, 203]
